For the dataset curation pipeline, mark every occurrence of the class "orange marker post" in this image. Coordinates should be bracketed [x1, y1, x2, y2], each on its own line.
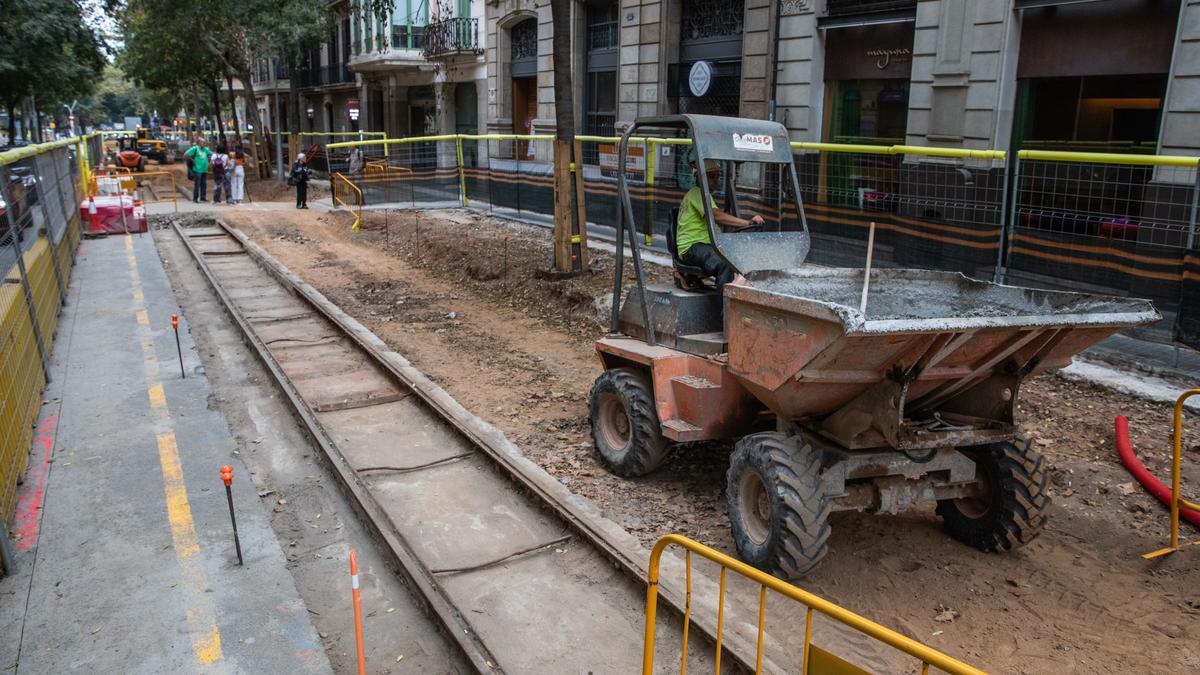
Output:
[172, 314, 185, 378]
[220, 465, 243, 565]
[349, 549, 366, 675]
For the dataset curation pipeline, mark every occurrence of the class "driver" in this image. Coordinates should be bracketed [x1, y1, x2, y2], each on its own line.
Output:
[676, 158, 764, 290]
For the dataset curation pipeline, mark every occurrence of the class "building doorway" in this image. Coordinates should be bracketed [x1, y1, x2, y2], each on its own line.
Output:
[456, 82, 479, 165]
[509, 18, 538, 158]
[671, 0, 744, 116]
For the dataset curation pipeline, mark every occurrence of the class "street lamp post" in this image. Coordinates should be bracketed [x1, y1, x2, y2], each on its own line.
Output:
[62, 100, 78, 137]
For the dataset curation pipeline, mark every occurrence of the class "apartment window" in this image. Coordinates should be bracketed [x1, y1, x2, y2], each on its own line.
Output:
[393, 0, 429, 50]
[584, 2, 618, 141]
[586, 2, 618, 51]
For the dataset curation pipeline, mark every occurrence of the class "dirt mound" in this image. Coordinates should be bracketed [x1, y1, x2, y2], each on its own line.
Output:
[348, 208, 670, 337]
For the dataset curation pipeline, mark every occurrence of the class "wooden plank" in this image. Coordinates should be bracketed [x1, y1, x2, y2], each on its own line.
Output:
[552, 140, 573, 272]
[572, 139, 589, 271]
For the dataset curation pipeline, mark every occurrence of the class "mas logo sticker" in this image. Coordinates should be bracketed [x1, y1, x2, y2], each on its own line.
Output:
[732, 133, 773, 153]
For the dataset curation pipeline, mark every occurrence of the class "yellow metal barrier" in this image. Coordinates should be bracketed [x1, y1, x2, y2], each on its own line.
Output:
[1144, 388, 1200, 559]
[643, 534, 984, 675]
[133, 170, 179, 213]
[332, 172, 364, 232]
[1017, 148, 1200, 167]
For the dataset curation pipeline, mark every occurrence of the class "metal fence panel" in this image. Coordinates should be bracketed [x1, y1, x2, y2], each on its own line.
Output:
[328, 133, 1200, 347]
[0, 139, 83, 524]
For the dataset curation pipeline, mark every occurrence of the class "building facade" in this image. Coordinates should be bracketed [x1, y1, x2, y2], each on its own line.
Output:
[252, 0, 488, 144]
[479, 0, 1199, 158]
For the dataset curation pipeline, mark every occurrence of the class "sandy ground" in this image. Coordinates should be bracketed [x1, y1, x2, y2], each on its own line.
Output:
[155, 205, 1200, 674]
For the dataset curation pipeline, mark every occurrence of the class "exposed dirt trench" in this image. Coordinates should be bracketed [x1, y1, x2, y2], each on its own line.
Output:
[155, 206, 1200, 674]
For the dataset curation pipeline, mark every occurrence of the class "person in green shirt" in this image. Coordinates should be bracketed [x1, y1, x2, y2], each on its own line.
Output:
[676, 158, 764, 289]
[184, 138, 213, 203]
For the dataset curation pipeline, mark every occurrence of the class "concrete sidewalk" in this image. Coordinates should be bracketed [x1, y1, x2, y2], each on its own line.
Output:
[0, 233, 332, 674]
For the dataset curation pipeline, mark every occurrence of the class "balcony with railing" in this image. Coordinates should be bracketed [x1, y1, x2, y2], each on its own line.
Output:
[296, 62, 354, 88]
[423, 17, 483, 59]
[251, 58, 290, 90]
[820, 0, 917, 27]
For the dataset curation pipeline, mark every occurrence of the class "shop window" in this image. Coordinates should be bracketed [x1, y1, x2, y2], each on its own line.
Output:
[1013, 74, 1166, 153]
[828, 79, 908, 144]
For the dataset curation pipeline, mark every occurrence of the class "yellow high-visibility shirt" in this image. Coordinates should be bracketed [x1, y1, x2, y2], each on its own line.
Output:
[676, 186, 717, 256]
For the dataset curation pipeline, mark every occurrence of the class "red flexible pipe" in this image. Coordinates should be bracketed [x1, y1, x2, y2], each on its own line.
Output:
[1114, 415, 1200, 528]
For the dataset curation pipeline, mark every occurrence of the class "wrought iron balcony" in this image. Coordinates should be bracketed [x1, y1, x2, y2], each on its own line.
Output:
[296, 63, 354, 88]
[423, 17, 483, 59]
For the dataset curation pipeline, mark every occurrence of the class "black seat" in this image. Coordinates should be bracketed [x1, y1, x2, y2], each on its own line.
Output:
[666, 207, 710, 291]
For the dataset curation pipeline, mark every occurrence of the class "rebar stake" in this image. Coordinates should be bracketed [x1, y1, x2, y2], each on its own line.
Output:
[172, 314, 185, 378]
[349, 549, 366, 675]
[220, 465, 243, 565]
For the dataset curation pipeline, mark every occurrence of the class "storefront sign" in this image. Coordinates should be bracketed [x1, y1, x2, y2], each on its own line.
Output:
[688, 61, 713, 97]
[867, 47, 911, 70]
[732, 132, 773, 153]
[598, 144, 645, 174]
[347, 98, 360, 122]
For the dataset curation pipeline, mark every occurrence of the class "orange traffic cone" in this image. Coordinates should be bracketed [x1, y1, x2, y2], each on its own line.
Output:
[84, 196, 106, 239]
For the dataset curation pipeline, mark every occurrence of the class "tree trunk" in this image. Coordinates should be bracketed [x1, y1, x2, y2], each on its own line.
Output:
[191, 91, 201, 141]
[233, 63, 271, 177]
[209, 79, 226, 146]
[6, 102, 15, 143]
[226, 73, 241, 141]
[549, 0, 587, 272]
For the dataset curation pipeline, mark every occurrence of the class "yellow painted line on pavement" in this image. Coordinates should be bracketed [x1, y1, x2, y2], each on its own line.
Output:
[147, 382, 165, 409]
[157, 432, 200, 558]
[126, 238, 224, 665]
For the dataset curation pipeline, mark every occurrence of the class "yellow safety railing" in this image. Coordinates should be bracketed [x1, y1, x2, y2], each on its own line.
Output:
[132, 170, 179, 213]
[1017, 148, 1200, 168]
[643, 534, 984, 675]
[332, 172, 364, 232]
[1144, 388, 1200, 559]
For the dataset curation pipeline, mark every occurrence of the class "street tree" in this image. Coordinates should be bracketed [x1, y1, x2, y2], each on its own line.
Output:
[550, 0, 588, 272]
[0, 0, 104, 141]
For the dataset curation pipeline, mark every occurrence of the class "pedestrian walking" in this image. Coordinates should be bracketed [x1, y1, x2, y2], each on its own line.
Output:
[290, 152, 311, 209]
[184, 138, 212, 202]
[212, 144, 231, 204]
[230, 145, 246, 204]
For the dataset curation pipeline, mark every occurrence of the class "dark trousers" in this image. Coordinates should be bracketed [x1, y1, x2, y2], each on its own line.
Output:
[681, 242, 735, 289]
[295, 181, 307, 207]
[213, 173, 230, 203]
[192, 172, 207, 201]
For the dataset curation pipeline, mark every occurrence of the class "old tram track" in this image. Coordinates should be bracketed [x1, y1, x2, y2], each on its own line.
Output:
[170, 219, 771, 673]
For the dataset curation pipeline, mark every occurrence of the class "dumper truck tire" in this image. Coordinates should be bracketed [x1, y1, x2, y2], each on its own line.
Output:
[936, 438, 1049, 552]
[588, 368, 669, 477]
[727, 433, 830, 579]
